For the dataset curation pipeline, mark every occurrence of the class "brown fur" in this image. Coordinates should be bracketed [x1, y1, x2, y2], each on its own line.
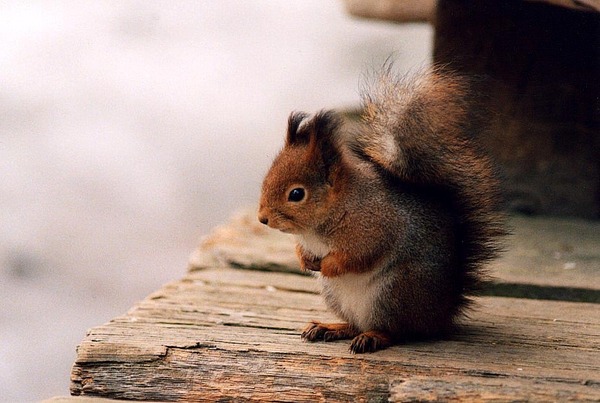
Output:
[258, 67, 505, 353]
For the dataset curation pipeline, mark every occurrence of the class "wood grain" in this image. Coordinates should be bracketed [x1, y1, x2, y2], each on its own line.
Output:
[70, 267, 600, 401]
[62, 213, 600, 401]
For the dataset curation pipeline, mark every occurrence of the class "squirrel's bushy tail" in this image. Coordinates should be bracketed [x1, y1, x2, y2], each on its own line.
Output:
[354, 66, 506, 310]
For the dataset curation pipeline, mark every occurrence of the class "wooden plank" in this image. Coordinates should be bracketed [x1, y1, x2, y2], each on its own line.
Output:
[342, 0, 436, 22]
[389, 375, 599, 402]
[489, 215, 600, 289]
[64, 212, 599, 400]
[44, 398, 117, 403]
[70, 267, 600, 401]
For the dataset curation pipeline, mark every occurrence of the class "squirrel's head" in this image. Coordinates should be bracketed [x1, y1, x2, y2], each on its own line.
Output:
[258, 111, 344, 234]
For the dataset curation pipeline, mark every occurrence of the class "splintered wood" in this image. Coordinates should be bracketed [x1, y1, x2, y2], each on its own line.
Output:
[68, 212, 600, 401]
[71, 268, 599, 401]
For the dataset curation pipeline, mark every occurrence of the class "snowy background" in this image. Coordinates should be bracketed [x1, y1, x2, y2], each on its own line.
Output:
[0, 1, 431, 400]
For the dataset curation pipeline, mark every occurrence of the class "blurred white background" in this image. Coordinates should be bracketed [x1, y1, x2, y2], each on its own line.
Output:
[0, 1, 431, 400]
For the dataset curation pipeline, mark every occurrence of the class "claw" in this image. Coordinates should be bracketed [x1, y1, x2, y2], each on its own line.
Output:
[349, 331, 392, 353]
[301, 321, 358, 342]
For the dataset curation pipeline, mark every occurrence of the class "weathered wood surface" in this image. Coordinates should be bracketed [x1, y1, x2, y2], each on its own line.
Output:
[342, 0, 436, 22]
[64, 212, 600, 401]
[69, 267, 600, 401]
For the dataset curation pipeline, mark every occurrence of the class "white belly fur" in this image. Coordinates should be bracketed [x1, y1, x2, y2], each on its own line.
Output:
[297, 232, 381, 331]
[319, 270, 381, 331]
[296, 233, 331, 258]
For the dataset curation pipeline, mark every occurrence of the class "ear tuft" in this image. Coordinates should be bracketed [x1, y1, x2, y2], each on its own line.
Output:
[309, 111, 339, 141]
[286, 112, 309, 145]
[304, 111, 343, 171]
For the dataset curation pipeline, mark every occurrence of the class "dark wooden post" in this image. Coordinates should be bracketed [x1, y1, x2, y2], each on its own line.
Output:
[433, 0, 599, 218]
[344, 0, 600, 218]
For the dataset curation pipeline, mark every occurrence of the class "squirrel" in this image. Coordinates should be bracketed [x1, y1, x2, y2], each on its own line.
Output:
[258, 67, 505, 354]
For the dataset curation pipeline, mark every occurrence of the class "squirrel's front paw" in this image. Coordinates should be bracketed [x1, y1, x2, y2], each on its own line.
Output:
[300, 257, 321, 272]
[296, 244, 322, 272]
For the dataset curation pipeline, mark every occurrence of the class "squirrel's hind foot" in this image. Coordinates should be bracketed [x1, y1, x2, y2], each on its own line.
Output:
[301, 322, 393, 353]
[301, 321, 359, 342]
[349, 331, 393, 354]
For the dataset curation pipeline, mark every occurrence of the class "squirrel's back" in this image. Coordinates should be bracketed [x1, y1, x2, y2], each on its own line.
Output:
[350, 67, 506, 315]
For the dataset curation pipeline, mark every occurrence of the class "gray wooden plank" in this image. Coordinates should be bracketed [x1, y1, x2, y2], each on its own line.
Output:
[70, 267, 600, 401]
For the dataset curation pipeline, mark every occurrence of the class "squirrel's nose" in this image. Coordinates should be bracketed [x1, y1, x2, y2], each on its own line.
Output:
[258, 215, 268, 226]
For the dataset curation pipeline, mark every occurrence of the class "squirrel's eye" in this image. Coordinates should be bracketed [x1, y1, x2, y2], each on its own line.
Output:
[288, 187, 305, 202]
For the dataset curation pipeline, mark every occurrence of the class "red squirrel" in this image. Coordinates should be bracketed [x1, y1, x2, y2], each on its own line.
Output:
[258, 68, 505, 353]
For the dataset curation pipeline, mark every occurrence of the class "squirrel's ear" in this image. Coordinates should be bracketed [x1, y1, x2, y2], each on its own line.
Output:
[286, 111, 341, 163]
[305, 111, 341, 166]
[286, 112, 309, 145]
